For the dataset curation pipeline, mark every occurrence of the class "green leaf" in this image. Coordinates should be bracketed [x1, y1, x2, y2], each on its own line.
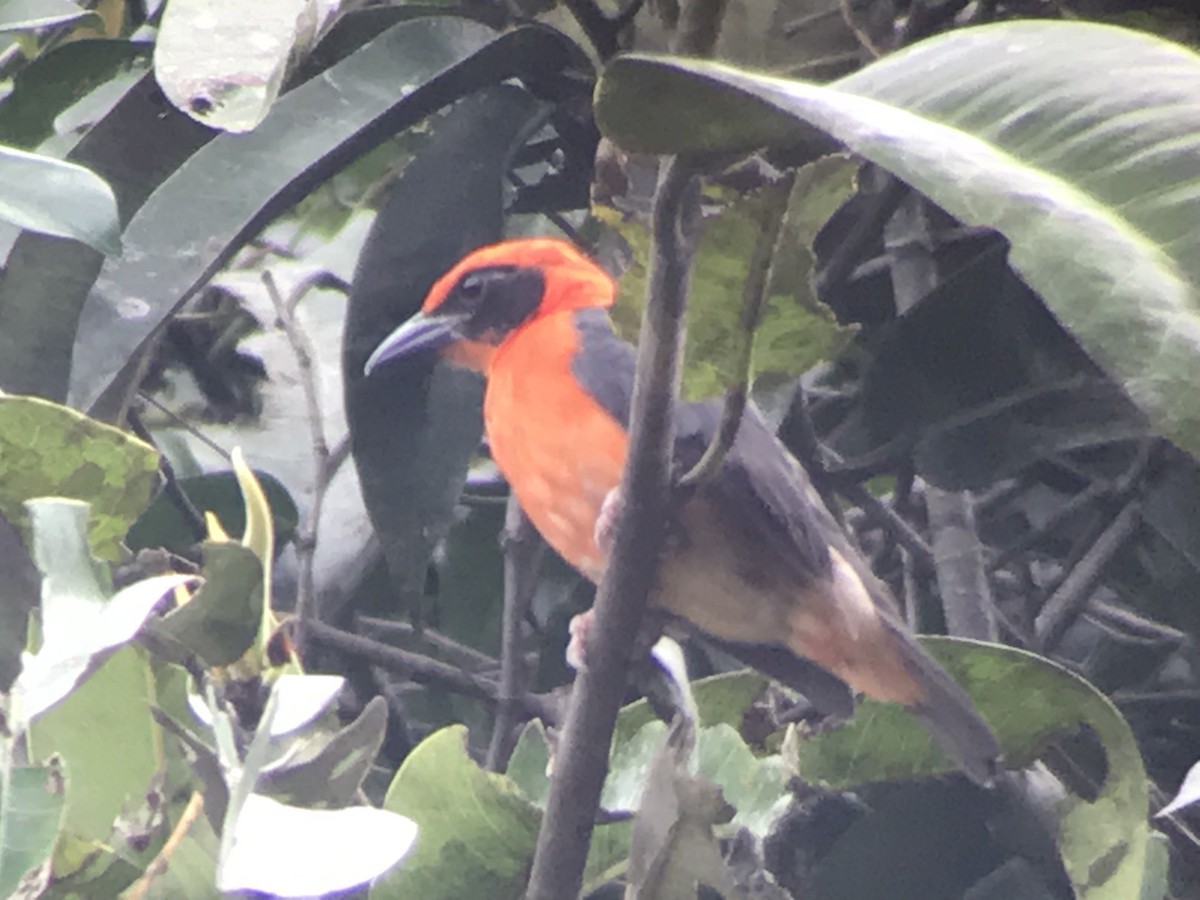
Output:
[14, 499, 194, 729]
[0, 0, 98, 31]
[217, 794, 416, 897]
[0, 395, 160, 559]
[596, 21, 1200, 457]
[796, 639, 1152, 900]
[257, 695, 388, 807]
[694, 723, 788, 836]
[614, 669, 767, 747]
[148, 541, 263, 667]
[0, 39, 149, 149]
[0, 144, 119, 253]
[26, 647, 159, 855]
[0, 763, 66, 897]
[373, 725, 541, 900]
[155, 0, 334, 133]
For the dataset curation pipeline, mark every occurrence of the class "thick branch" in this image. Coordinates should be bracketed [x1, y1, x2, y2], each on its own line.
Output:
[926, 487, 997, 640]
[524, 158, 699, 900]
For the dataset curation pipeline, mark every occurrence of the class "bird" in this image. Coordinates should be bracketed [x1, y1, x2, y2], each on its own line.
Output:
[364, 237, 1001, 784]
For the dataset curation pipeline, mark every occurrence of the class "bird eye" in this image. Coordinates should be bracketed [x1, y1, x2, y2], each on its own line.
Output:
[459, 273, 486, 299]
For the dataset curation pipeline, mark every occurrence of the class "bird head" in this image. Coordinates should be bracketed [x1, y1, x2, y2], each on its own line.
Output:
[364, 238, 616, 376]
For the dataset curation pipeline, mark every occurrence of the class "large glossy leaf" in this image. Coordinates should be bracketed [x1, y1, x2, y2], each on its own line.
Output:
[0, 73, 213, 401]
[126, 469, 299, 555]
[69, 18, 585, 419]
[0, 145, 118, 252]
[27, 646, 159, 853]
[596, 21, 1200, 457]
[374, 725, 541, 900]
[343, 84, 547, 616]
[155, 0, 341, 132]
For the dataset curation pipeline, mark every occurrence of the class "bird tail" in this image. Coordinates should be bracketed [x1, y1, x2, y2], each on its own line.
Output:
[811, 544, 1002, 785]
[877, 609, 1001, 785]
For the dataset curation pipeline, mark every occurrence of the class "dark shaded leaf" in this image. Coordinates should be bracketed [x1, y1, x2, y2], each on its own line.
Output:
[915, 378, 1150, 490]
[127, 470, 299, 555]
[0, 510, 37, 692]
[796, 639, 1152, 899]
[343, 84, 548, 615]
[149, 541, 262, 667]
[0, 73, 213, 401]
[69, 18, 587, 419]
[0, 39, 149, 149]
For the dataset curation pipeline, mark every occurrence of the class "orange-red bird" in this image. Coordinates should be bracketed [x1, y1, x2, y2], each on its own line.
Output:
[365, 238, 1000, 783]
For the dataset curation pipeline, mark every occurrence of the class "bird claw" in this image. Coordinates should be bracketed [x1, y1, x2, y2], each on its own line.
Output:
[566, 608, 593, 671]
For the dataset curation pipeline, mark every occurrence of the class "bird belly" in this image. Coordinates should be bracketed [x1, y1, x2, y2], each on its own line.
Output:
[654, 496, 793, 642]
[484, 356, 627, 582]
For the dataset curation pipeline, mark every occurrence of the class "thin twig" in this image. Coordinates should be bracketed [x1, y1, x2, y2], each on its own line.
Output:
[525, 157, 700, 900]
[262, 269, 339, 630]
[357, 615, 499, 670]
[559, 0, 643, 59]
[777, 384, 843, 524]
[302, 620, 557, 722]
[124, 791, 205, 900]
[680, 171, 794, 489]
[487, 497, 546, 771]
[137, 392, 231, 459]
[128, 407, 207, 543]
[837, 481, 933, 565]
[1034, 501, 1142, 650]
[262, 270, 329, 462]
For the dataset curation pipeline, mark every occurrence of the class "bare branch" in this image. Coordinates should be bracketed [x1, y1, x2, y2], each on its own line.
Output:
[302, 620, 557, 723]
[524, 157, 701, 900]
[1034, 501, 1142, 651]
[926, 487, 998, 640]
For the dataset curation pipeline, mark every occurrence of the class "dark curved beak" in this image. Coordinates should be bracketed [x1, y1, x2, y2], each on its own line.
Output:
[363, 312, 468, 376]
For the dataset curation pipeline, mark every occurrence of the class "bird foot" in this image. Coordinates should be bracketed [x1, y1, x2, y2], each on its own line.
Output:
[593, 486, 624, 560]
